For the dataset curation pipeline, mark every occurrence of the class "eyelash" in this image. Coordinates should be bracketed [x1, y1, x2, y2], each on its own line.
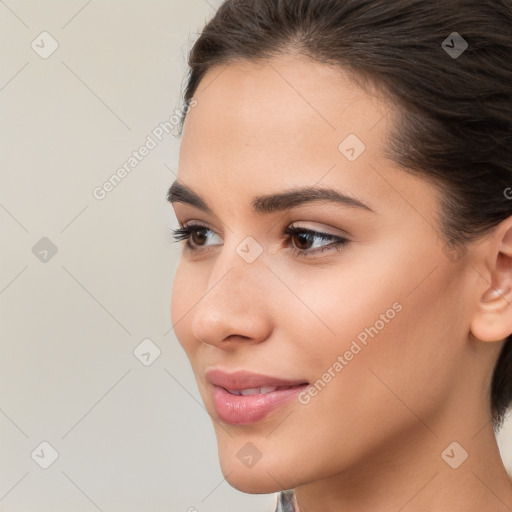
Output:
[170, 223, 349, 258]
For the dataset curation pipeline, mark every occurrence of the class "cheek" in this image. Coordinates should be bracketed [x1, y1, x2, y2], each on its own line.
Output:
[289, 258, 464, 415]
[317, 268, 464, 424]
[276, 262, 404, 355]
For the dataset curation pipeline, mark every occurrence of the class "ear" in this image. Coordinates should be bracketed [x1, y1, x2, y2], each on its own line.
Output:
[470, 216, 512, 343]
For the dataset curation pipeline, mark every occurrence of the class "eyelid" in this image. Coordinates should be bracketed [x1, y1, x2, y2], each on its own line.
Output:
[179, 221, 223, 244]
[171, 220, 351, 259]
[174, 220, 348, 242]
[180, 219, 220, 236]
[287, 222, 351, 239]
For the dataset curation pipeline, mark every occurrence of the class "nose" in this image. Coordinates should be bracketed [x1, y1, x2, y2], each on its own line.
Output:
[190, 244, 273, 349]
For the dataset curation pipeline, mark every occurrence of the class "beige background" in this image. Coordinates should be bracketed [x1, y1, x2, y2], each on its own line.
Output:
[1, 1, 510, 511]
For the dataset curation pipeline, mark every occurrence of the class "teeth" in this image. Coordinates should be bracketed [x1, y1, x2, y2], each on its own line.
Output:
[259, 386, 279, 394]
[226, 386, 280, 395]
[239, 387, 263, 396]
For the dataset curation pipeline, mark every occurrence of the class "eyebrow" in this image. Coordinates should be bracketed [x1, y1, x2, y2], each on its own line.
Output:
[167, 180, 374, 215]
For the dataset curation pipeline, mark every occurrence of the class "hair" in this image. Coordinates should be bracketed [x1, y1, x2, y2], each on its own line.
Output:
[177, 0, 512, 430]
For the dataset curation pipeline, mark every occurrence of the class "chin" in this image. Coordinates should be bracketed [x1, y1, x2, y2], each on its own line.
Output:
[222, 466, 286, 494]
[216, 445, 295, 494]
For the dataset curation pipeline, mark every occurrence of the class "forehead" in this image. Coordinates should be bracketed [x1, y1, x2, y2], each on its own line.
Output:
[181, 54, 390, 152]
[176, 54, 438, 223]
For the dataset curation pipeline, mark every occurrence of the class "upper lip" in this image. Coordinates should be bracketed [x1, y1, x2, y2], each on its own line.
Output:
[206, 368, 309, 391]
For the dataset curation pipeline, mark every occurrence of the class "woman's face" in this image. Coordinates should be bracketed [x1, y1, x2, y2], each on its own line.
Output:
[169, 54, 489, 493]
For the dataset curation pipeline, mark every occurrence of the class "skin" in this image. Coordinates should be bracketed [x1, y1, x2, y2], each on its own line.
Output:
[169, 52, 512, 512]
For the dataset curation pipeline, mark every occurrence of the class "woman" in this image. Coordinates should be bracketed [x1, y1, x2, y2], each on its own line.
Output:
[168, 0, 512, 510]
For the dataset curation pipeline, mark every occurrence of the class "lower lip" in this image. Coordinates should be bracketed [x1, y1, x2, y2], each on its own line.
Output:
[211, 384, 309, 425]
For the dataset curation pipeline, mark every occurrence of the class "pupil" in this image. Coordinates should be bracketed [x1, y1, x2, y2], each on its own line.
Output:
[192, 229, 206, 245]
[296, 233, 311, 249]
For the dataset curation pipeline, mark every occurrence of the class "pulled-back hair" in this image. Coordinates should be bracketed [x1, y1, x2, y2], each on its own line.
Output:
[177, 0, 512, 430]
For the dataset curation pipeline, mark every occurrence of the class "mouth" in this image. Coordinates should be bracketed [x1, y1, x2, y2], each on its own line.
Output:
[205, 367, 309, 390]
[205, 369, 309, 425]
[222, 384, 307, 396]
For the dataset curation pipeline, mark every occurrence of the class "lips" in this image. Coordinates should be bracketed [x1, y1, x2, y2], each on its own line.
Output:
[206, 369, 310, 424]
[225, 385, 300, 396]
[206, 368, 309, 391]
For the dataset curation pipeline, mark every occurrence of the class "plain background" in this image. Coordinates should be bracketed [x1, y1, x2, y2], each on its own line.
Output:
[1, 1, 511, 511]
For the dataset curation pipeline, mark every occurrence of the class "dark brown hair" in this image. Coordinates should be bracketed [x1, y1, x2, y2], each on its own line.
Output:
[177, 0, 512, 430]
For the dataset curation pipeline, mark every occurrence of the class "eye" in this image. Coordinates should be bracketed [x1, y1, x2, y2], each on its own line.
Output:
[170, 223, 350, 257]
[284, 225, 349, 258]
[170, 223, 222, 249]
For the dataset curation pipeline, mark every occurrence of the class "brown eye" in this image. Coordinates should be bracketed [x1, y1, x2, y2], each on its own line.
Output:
[291, 231, 315, 250]
[284, 225, 350, 258]
[170, 223, 223, 250]
[190, 227, 209, 246]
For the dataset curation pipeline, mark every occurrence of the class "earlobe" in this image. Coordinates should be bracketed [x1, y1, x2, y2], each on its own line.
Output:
[470, 222, 512, 343]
